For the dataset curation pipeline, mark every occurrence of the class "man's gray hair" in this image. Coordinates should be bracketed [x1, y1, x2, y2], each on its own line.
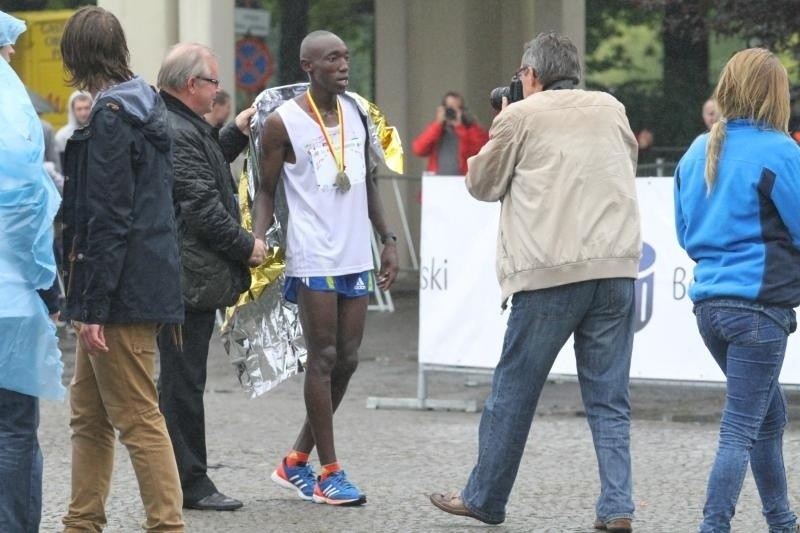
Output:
[157, 43, 216, 91]
[521, 31, 581, 88]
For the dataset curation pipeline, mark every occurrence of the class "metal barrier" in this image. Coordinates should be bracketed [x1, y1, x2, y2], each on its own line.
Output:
[636, 145, 684, 177]
[368, 173, 422, 312]
[637, 158, 678, 177]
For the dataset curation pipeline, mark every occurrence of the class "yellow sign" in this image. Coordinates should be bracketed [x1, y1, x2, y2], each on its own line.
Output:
[10, 10, 74, 128]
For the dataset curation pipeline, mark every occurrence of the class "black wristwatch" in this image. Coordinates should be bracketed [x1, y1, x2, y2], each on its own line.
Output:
[380, 231, 397, 245]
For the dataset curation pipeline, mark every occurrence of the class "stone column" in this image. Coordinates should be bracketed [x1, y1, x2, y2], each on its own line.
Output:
[177, 0, 236, 107]
[98, 0, 178, 85]
[99, 0, 236, 107]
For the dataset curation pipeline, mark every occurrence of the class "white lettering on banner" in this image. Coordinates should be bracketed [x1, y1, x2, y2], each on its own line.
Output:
[419, 176, 800, 384]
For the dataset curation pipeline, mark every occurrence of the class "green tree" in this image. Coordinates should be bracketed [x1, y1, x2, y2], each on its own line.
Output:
[641, 0, 800, 143]
[660, 1, 710, 145]
[587, 1, 713, 149]
[277, 0, 308, 85]
[585, 1, 663, 143]
[712, 0, 800, 66]
[585, 0, 660, 76]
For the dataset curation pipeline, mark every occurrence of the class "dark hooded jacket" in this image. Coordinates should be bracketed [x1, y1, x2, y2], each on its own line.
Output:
[61, 76, 183, 324]
[160, 91, 253, 311]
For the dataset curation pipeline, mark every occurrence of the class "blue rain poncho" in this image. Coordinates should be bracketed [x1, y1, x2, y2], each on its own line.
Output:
[0, 37, 64, 399]
[0, 10, 25, 47]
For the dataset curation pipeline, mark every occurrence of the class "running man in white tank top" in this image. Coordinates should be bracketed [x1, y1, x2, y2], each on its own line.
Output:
[252, 30, 398, 507]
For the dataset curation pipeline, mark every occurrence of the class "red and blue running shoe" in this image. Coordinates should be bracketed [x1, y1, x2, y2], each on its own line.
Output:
[270, 459, 316, 501]
[312, 470, 366, 506]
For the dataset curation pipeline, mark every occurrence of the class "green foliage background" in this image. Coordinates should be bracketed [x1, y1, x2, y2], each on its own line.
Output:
[7, 0, 800, 155]
[585, 0, 800, 154]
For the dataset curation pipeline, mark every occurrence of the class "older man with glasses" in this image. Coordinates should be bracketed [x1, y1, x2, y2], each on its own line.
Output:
[430, 31, 641, 533]
[156, 42, 265, 512]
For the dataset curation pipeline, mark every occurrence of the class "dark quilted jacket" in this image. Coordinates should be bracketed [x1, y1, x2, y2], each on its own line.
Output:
[161, 91, 253, 311]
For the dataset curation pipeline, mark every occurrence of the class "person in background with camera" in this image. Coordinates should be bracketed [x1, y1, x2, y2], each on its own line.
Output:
[157, 42, 264, 512]
[675, 48, 800, 533]
[411, 90, 488, 175]
[429, 31, 640, 533]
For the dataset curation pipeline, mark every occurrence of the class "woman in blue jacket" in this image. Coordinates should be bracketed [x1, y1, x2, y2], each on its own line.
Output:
[675, 48, 800, 533]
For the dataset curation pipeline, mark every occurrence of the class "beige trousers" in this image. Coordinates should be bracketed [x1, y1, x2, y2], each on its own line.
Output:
[62, 323, 184, 533]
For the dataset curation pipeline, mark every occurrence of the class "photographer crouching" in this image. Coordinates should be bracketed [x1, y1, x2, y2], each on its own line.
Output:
[429, 32, 641, 533]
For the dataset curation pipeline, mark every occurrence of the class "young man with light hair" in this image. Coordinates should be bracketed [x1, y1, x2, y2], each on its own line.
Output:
[59, 7, 185, 531]
[55, 90, 92, 166]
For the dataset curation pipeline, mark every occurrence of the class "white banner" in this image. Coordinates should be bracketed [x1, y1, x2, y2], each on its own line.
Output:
[418, 176, 800, 384]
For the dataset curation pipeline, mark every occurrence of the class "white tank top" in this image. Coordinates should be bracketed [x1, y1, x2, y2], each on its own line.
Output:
[276, 96, 372, 277]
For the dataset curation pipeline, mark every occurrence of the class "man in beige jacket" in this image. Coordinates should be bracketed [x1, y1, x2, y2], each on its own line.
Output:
[430, 32, 641, 533]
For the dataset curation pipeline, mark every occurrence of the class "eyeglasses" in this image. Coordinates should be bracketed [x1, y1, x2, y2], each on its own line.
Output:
[513, 65, 531, 80]
[195, 76, 219, 87]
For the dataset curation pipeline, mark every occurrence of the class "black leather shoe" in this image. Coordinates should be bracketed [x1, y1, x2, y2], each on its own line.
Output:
[184, 492, 243, 511]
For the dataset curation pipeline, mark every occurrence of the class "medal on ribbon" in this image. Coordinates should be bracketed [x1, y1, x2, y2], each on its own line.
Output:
[306, 90, 350, 192]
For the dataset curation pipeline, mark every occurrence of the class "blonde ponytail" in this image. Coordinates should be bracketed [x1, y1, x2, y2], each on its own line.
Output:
[704, 48, 790, 195]
[704, 119, 727, 194]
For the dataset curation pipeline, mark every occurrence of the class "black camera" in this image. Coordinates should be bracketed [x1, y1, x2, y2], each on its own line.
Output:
[444, 107, 457, 121]
[490, 77, 524, 111]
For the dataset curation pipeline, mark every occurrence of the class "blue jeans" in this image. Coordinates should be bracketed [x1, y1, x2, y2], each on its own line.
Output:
[461, 278, 636, 525]
[0, 388, 42, 533]
[695, 299, 797, 533]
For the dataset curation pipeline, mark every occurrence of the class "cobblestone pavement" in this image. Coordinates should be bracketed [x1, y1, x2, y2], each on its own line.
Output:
[38, 292, 800, 532]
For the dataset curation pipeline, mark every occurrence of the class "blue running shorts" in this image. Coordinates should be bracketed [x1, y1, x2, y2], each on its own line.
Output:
[283, 271, 374, 304]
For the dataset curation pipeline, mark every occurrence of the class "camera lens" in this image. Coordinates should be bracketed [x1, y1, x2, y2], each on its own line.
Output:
[444, 107, 457, 121]
[489, 86, 509, 111]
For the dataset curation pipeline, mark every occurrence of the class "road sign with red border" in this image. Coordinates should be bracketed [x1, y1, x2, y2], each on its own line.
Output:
[235, 37, 274, 92]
